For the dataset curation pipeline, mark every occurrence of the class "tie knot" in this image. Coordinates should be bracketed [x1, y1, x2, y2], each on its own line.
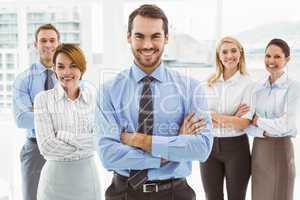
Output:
[45, 69, 54, 75]
[142, 76, 154, 84]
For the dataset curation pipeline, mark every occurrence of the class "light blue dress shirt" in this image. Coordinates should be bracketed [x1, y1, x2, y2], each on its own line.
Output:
[247, 72, 300, 137]
[96, 63, 213, 180]
[13, 62, 57, 138]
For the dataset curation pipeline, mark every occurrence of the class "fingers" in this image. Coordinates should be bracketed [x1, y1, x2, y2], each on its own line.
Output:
[184, 112, 195, 123]
[180, 113, 209, 135]
[235, 103, 250, 117]
[238, 107, 250, 116]
[239, 104, 250, 111]
[212, 120, 219, 128]
[238, 103, 248, 109]
[161, 158, 169, 164]
[179, 113, 195, 135]
[120, 132, 126, 143]
[190, 118, 207, 134]
[120, 132, 131, 145]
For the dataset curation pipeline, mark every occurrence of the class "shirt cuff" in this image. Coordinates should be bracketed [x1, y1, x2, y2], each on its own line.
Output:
[144, 155, 161, 169]
[246, 125, 264, 138]
[256, 117, 265, 130]
[151, 136, 176, 159]
[242, 112, 254, 120]
[204, 111, 213, 130]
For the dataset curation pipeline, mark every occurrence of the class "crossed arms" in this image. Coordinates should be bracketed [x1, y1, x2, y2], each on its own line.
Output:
[97, 84, 214, 170]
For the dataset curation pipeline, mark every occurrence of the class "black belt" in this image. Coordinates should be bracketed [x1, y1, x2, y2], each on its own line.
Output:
[28, 138, 37, 143]
[114, 173, 186, 193]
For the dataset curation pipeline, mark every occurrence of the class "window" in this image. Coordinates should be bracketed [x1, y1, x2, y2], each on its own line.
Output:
[6, 102, 11, 108]
[6, 85, 12, 92]
[6, 54, 14, 63]
[123, 1, 218, 67]
[222, 0, 300, 71]
[6, 74, 15, 81]
[6, 64, 15, 70]
[6, 94, 12, 100]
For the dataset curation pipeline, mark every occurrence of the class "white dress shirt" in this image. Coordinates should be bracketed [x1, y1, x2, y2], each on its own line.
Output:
[34, 82, 97, 161]
[204, 72, 255, 137]
[247, 72, 300, 138]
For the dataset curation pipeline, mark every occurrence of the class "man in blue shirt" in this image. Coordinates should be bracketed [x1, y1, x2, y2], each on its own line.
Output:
[96, 4, 213, 200]
[13, 24, 60, 200]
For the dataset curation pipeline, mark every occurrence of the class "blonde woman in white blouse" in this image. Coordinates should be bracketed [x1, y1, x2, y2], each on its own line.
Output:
[249, 39, 300, 200]
[200, 37, 254, 200]
[34, 44, 101, 200]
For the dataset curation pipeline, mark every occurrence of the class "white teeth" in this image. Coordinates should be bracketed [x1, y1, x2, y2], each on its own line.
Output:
[141, 50, 155, 56]
[62, 77, 73, 80]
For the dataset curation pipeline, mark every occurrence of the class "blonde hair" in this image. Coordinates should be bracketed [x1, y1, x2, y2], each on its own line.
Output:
[207, 36, 247, 86]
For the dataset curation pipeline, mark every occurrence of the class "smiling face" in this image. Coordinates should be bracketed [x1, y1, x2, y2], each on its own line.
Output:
[218, 42, 241, 74]
[265, 44, 289, 77]
[127, 15, 168, 73]
[54, 53, 81, 91]
[34, 29, 59, 67]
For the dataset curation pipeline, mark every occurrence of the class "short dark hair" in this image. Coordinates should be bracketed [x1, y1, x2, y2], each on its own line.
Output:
[35, 23, 60, 42]
[266, 38, 290, 57]
[128, 4, 168, 36]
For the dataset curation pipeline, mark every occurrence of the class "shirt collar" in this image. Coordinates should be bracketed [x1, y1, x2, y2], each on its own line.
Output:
[217, 71, 242, 84]
[35, 61, 55, 74]
[35, 62, 48, 74]
[263, 72, 288, 89]
[54, 82, 89, 103]
[131, 62, 166, 83]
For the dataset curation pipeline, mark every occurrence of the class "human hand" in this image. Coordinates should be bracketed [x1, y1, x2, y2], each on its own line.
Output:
[120, 132, 134, 146]
[179, 112, 206, 135]
[160, 158, 169, 166]
[234, 103, 249, 117]
[210, 111, 220, 128]
[252, 114, 258, 126]
[120, 132, 151, 152]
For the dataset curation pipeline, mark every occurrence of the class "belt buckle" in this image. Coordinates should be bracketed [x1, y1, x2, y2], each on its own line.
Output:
[143, 183, 158, 193]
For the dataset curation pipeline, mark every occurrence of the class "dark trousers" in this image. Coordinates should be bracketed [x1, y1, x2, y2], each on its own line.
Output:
[105, 173, 196, 200]
[200, 134, 251, 200]
[20, 139, 46, 200]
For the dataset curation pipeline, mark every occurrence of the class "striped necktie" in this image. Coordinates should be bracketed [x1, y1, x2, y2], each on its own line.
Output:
[44, 69, 54, 90]
[128, 76, 154, 189]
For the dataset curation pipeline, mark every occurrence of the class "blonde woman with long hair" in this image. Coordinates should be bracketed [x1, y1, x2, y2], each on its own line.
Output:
[201, 37, 254, 200]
